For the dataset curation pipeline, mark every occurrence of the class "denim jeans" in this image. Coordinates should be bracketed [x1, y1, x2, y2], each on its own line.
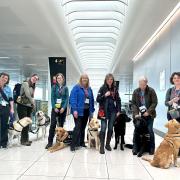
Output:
[100, 111, 116, 133]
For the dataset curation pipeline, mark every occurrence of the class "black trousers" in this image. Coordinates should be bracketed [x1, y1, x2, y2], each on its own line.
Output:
[0, 105, 10, 146]
[48, 108, 67, 144]
[71, 109, 89, 148]
[17, 104, 32, 143]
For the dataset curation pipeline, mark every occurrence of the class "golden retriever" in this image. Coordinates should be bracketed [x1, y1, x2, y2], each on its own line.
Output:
[47, 127, 70, 153]
[142, 119, 180, 168]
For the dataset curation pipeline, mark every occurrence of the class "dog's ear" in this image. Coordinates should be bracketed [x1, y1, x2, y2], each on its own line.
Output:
[164, 122, 169, 128]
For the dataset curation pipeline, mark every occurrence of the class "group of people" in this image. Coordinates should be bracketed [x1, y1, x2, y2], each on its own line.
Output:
[0, 71, 179, 156]
[45, 73, 121, 154]
[0, 73, 39, 148]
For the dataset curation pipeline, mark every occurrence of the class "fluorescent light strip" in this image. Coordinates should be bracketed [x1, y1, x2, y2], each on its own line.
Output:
[0, 57, 10, 59]
[133, 2, 180, 62]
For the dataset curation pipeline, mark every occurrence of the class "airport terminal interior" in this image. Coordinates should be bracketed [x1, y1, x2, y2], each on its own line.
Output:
[0, 0, 180, 179]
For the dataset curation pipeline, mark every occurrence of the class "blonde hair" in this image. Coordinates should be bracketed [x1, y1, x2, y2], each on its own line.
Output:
[79, 74, 90, 88]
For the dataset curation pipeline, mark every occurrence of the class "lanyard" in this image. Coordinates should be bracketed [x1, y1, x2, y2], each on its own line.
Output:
[58, 86, 64, 96]
[84, 88, 89, 98]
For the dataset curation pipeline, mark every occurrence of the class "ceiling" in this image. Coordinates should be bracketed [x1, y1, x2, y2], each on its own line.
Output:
[0, 0, 179, 92]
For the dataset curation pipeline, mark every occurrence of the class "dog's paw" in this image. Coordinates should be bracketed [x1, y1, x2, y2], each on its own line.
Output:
[174, 163, 180, 167]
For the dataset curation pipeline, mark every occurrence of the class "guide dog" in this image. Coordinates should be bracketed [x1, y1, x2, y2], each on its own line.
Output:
[142, 119, 180, 168]
[114, 111, 132, 150]
[8, 117, 32, 146]
[87, 118, 100, 150]
[133, 116, 151, 157]
[48, 127, 73, 153]
[36, 111, 50, 139]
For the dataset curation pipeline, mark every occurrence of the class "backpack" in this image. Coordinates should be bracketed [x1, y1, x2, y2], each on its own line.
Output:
[13, 83, 21, 103]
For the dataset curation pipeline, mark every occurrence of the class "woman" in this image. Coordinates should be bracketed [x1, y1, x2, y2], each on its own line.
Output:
[45, 73, 69, 149]
[17, 74, 39, 146]
[0, 72, 14, 148]
[165, 72, 180, 121]
[70, 74, 95, 151]
[97, 73, 121, 154]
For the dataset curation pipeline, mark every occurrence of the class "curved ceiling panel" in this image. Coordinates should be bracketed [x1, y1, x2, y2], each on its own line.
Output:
[60, 0, 129, 88]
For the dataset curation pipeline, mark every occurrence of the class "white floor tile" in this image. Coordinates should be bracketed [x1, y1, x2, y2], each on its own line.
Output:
[73, 148, 106, 164]
[19, 175, 63, 180]
[0, 161, 33, 175]
[108, 163, 152, 179]
[65, 178, 108, 180]
[24, 162, 69, 176]
[66, 162, 108, 179]
[0, 175, 20, 180]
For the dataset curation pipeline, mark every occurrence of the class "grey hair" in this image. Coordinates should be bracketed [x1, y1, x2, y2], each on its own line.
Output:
[138, 76, 148, 82]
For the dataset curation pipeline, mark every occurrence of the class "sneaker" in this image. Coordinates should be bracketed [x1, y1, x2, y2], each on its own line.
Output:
[70, 146, 75, 152]
[45, 143, 52, 149]
[21, 142, 31, 146]
[2, 145, 7, 149]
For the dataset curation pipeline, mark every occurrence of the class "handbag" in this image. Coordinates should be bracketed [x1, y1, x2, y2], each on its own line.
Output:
[168, 108, 180, 119]
[16, 95, 31, 106]
[97, 106, 105, 119]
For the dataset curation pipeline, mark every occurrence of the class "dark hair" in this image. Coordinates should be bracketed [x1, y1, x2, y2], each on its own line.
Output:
[0, 72, 10, 84]
[170, 72, 180, 84]
[104, 73, 115, 87]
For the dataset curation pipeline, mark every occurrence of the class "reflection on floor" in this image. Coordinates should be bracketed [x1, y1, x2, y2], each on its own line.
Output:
[0, 121, 179, 180]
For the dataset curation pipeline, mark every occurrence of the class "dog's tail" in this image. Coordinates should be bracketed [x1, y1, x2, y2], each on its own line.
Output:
[142, 156, 152, 163]
[124, 144, 133, 149]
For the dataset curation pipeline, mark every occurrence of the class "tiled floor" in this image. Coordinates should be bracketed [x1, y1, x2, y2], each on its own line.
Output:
[0, 121, 180, 180]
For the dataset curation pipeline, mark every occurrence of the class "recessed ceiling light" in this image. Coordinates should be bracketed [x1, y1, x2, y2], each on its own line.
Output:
[0, 57, 10, 59]
[26, 64, 37, 66]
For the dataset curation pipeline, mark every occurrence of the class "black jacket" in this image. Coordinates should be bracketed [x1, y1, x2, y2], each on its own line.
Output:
[96, 84, 121, 116]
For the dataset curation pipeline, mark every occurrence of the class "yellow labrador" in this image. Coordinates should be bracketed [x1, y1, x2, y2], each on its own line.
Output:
[87, 118, 100, 150]
[8, 117, 32, 146]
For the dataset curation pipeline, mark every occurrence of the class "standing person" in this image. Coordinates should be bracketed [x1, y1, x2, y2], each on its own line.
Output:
[165, 72, 180, 121]
[70, 74, 95, 151]
[17, 74, 39, 146]
[45, 73, 69, 149]
[96, 73, 121, 154]
[132, 76, 158, 155]
[0, 72, 14, 148]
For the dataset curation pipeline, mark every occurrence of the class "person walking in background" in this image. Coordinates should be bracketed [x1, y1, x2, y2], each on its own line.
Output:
[45, 73, 69, 149]
[70, 74, 95, 152]
[17, 74, 39, 146]
[0, 72, 14, 148]
[96, 73, 121, 154]
[165, 72, 180, 121]
[132, 76, 157, 155]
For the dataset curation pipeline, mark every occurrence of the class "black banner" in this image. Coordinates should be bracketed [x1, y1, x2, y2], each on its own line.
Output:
[114, 81, 119, 91]
[48, 57, 66, 86]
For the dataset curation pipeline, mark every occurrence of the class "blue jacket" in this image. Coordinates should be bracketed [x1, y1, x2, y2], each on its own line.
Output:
[70, 84, 95, 116]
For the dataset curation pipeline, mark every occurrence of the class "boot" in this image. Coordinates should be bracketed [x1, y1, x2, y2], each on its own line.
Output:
[105, 131, 112, 151]
[99, 132, 105, 154]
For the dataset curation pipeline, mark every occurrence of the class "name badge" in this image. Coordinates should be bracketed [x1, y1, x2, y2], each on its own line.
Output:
[56, 99, 62, 104]
[139, 105, 147, 111]
[1, 100, 7, 106]
[85, 98, 90, 104]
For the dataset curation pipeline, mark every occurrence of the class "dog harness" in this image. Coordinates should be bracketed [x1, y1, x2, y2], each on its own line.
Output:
[88, 124, 98, 137]
[9, 120, 25, 133]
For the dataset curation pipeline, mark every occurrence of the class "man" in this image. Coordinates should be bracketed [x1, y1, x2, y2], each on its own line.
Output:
[132, 76, 158, 155]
